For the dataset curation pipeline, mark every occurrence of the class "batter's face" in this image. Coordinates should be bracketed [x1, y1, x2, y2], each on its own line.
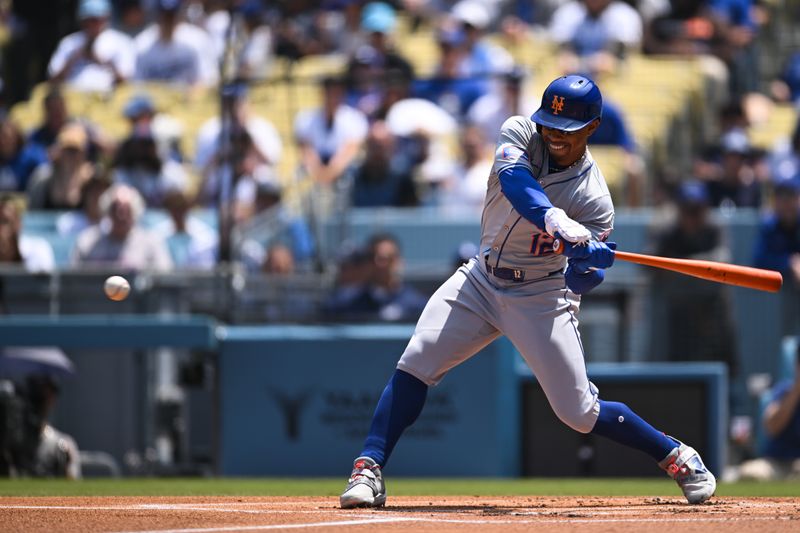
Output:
[541, 119, 600, 168]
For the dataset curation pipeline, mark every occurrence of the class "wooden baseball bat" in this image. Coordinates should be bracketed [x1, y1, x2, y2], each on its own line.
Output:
[553, 240, 783, 293]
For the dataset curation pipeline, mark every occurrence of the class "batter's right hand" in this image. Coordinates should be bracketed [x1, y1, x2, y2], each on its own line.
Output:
[544, 207, 591, 244]
[569, 242, 616, 273]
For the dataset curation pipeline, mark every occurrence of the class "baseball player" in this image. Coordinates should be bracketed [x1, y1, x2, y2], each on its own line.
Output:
[340, 75, 716, 508]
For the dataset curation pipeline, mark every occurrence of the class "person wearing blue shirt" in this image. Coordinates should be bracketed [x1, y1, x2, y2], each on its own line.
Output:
[709, 0, 757, 29]
[591, 100, 636, 152]
[753, 178, 800, 334]
[708, 0, 761, 95]
[753, 179, 800, 275]
[324, 233, 427, 322]
[586, 98, 644, 205]
[739, 345, 800, 480]
[0, 118, 47, 192]
[775, 52, 800, 105]
[412, 26, 487, 120]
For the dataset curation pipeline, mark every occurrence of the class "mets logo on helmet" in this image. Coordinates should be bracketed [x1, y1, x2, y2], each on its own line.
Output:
[551, 95, 565, 115]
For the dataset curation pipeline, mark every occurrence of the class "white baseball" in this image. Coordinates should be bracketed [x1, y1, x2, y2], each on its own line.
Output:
[104, 275, 131, 301]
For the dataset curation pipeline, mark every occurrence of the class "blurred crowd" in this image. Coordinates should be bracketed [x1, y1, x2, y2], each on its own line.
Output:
[0, 0, 794, 323]
[0, 0, 796, 479]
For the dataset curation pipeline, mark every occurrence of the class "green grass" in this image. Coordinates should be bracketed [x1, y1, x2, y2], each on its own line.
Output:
[0, 478, 799, 498]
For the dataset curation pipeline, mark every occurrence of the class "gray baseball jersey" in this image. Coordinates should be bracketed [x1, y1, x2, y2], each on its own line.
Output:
[397, 115, 614, 433]
[483, 115, 614, 278]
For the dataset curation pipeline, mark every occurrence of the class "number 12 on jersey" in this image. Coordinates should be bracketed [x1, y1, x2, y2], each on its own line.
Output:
[530, 233, 555, 256]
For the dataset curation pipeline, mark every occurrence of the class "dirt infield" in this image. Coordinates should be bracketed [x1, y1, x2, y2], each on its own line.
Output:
[1, 496, 799, 532]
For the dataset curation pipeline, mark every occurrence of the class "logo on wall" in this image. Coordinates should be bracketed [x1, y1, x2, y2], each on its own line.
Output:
[268, 389, 313, 441]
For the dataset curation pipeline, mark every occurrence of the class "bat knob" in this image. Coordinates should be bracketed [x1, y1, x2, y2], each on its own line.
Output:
[553, 239, 563, 255]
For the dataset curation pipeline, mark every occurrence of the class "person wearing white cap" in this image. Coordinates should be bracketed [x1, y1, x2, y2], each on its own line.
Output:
[48, 0, 136, 92]
[451, 0, 513, 81]
[548, 0, 642, 75]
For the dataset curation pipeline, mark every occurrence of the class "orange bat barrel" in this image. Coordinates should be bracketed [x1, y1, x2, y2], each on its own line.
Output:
[553, 240, 783, 293]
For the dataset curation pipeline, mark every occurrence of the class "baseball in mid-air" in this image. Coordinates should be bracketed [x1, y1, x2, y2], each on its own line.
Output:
[104, 275, 130, 301]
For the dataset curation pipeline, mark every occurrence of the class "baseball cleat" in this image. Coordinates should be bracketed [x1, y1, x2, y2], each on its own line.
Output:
[659, 442, 716, 504]
[340, 456, 386, 509]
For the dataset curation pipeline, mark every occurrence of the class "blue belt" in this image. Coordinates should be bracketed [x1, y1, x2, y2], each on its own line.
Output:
[484, 258, 562, 283]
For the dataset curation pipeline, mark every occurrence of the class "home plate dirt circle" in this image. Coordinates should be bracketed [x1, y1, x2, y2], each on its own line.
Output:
[1, 496, 798, 532]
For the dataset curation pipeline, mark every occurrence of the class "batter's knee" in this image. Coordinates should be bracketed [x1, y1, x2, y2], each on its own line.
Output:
[551, 396, 600, 434]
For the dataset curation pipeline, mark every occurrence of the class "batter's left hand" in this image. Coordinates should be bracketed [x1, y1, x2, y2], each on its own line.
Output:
[567, 241, 616, 273]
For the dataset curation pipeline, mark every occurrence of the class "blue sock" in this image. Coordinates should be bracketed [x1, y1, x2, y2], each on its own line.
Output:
[360, 369, 428, 467]
[591, 400, 680, 462]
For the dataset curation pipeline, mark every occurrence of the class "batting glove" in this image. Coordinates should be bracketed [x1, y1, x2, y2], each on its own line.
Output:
[565, 265, 605, 295]
[544, 208, 591, 244]
[568, 242, 616, 273]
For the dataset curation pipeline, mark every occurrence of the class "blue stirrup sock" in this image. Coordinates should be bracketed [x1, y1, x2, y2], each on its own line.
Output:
[591, 400, 680, 462]
[360, 369, 428, 467]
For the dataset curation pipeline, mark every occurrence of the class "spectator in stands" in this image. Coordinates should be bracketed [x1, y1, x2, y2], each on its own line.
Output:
[134, 0, 217, 88]
[497, 0, 562, 30]
[651, 181, 738, 374]
[467, 67, 529, 145]
[371, 69, 414, 122]
[440, 124, 492, 209]
[321, 0, 366, 56]
[112, 94, 189, 208]
[48, 0, 136, 92]
[0, 373, 82, 479]
[72, 183, 173, 271]
[262, 243, 296, 276]
[195, 84, 283, 210]
[26, 123, 95, 210]
[452, 0, 513, 82]
[753, 178, 800, 335]
[236, 173, 316, 273]
[155, 187, 218, 269]
[351, 121, 419, 207]
[549, 0, 643, 75]
[233, 1, 274, 81]
[24, 87, 111, 163]
[117, 0, 148, 37]
[345, 46, 390, 119]
[344, 1, 415, 108]
[26, 88, 69, 153]
[323, 233, 428, 322]
[771, 51, 800, 106]
[708, 0, 763, 97]
[642, 0, 764, 102]
[331, 242, 371, 297]
[738, 344, 800, 480]
[56, 171, 113, 239]
[0, 195, 55, 273]
[294, 75, 369, 214]
[769, 118, 800, 186]
[413, 22, 488, 119]
[0, 118, 48, 193]
[702, 129, 763, 209]
[123, 92, 157, 133]
[643, 1, 718, 56]
[271, 0, 336, 60]
[590, 99, 647, 206]
[196, 0, 228, 58]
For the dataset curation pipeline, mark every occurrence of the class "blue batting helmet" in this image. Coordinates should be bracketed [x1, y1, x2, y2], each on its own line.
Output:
[531, 75, 603, 132]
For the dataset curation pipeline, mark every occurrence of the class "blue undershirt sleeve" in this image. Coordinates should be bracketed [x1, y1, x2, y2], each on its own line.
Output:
[498, 164, 553, 231]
